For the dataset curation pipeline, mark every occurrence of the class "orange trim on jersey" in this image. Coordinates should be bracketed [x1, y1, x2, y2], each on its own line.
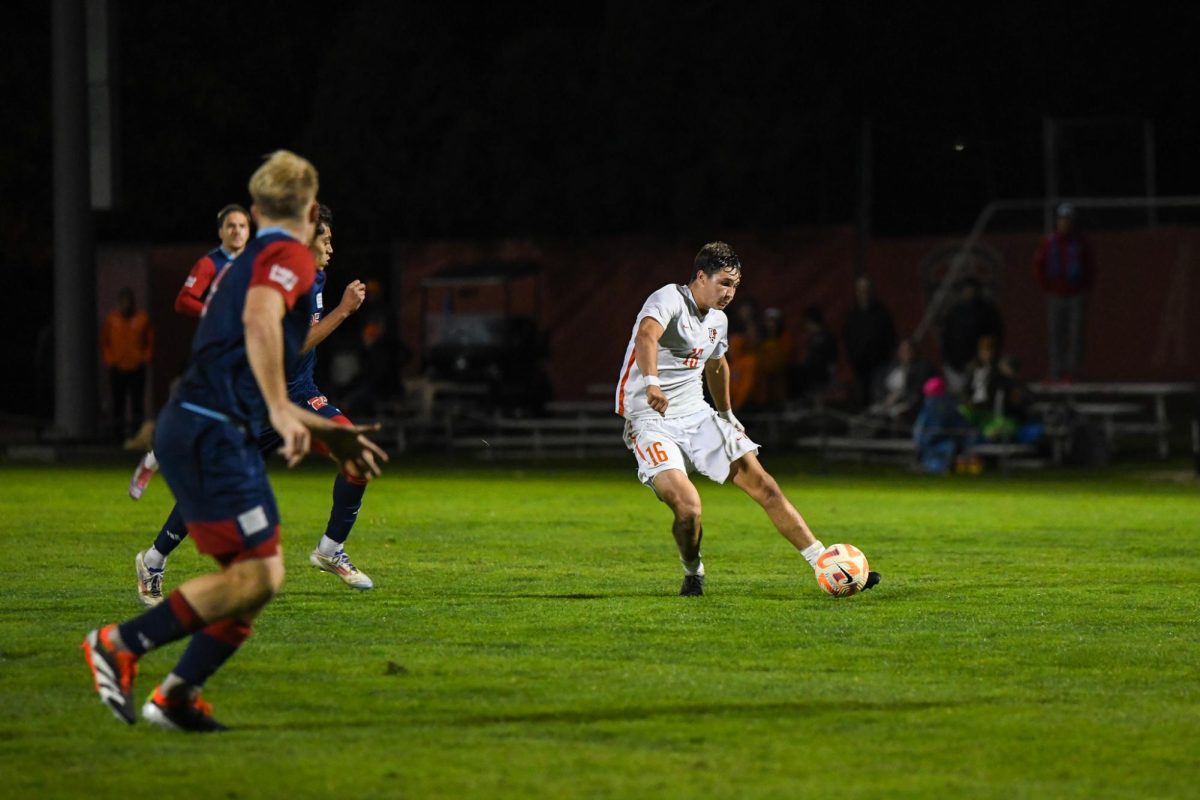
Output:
[616, 349, 638, 416]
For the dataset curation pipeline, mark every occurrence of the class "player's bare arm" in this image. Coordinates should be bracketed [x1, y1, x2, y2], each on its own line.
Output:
[704, 355, 745, 432]
[635, 316, 669, 414]
[301, 279, 366, 354]
[704, 356, 732, 412]
[244, 286, 311, 465]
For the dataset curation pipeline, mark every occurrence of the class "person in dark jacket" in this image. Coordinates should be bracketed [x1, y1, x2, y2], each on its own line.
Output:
[842, 276, 896, 409]
[939, 277, 1003, 394]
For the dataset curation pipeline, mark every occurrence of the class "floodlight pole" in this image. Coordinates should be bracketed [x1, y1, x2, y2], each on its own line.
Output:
[51, 0, 98, 440]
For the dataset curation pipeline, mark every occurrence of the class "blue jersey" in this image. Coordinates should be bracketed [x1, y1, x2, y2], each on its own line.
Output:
[288, 269, 326, 398]
[175, 229, 317, 426]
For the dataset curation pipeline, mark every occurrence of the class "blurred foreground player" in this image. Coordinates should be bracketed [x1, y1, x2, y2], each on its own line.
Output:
[128, 204, 252, 499]
[83, 151, 387, 732]
[135, 204, 374, 605]
[615, 242, 880, 596]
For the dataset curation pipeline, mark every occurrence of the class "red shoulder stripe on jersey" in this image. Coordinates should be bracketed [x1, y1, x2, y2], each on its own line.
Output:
[175, 255, 217, 316]
[249, 240, 316, 310]
[616, 349, 638, 416]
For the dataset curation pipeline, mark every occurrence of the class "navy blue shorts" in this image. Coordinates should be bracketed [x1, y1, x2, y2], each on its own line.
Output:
[154, 401, 281, 559]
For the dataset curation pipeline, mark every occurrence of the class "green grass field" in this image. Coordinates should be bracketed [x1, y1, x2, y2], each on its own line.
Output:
[1, 458, 1198, 799]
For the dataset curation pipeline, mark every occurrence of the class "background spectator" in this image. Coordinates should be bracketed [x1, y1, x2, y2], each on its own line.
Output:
[913, 376, 971, 475]
[100, 287, 154, 443]
[758, 307, 794, 409]
[868, 338, 933, 425]
[842, 276, 896, 409]
[728, 318, 764, 412]
[939, 277, 1004, 394]
[1033, 203, 1094, 382]
[996, 355, 1043, 445]
[791, 305, 839, 402]
[729, 297, 762, 336]
[960, 335, 1007, 435]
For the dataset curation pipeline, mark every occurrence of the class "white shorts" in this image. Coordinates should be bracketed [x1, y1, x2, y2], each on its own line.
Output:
[623, 407, 760, 489]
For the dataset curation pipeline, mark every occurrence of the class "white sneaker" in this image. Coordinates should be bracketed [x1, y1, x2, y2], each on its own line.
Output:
[135, 551, 165, 608]
[309, 548, 374, 590]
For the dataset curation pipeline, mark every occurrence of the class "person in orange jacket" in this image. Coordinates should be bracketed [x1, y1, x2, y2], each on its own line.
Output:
[101, 287, 155, 441]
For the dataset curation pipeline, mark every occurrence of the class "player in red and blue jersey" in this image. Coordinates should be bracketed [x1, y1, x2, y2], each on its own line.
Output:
[128, 204, 251, 500]
[263, 205, 376, 588]
[82, 151, 386, 732]
[134, 204, 375, 604]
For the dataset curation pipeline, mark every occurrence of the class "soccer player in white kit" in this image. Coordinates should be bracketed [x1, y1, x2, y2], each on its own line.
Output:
[616, 242, 881, 596]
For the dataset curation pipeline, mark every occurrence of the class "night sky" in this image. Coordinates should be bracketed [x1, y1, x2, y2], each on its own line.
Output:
[5, 0, 1200, 391]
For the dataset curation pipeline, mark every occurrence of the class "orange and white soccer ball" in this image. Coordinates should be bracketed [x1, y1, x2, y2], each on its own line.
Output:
[815, 543, 869, 597]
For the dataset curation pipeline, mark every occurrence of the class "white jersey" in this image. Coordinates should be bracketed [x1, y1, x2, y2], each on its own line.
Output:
[615, 284, 729, 419]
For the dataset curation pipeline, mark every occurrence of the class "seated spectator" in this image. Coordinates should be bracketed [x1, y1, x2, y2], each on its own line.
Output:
[868, 338, 933, 425]
[961, 335, 1002, 417]
[913, 376, 972, 474]
[994, 355, 1044, 445]
[791, 305, 839, 401]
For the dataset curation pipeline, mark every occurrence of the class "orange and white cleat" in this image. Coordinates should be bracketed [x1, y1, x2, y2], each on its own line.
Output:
[142, 686, 228, 733]
[81, 624, 140, 724]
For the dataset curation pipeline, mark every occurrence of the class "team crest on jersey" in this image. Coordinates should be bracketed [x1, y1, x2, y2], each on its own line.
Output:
[310, 313, 320, 327]
[709, 327, 718, 343]
[269, 264, 298, 292]
[308, 395, 329, 411]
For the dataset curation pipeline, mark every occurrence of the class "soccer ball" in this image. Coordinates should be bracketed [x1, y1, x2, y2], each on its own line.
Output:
[815, 543, 869, 597]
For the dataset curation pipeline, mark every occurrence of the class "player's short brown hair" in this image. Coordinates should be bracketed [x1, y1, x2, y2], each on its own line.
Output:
[692, 241, 742, 281]
[248, 150, 319, 222]
[216, 203, 250, 229]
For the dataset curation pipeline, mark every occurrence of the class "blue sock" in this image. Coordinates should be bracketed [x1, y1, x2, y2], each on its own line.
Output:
[323, 473, 367, 545]
[172, 632, 241, 687]
[118, 591, 204, 656]
[153, 506, 189, 557]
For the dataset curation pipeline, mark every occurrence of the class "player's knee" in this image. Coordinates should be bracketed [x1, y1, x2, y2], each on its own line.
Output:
[226, 558, 282, 608]
[670, 496, 702, 526]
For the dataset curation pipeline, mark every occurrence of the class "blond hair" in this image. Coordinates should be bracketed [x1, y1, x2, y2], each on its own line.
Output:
[248, 150, 319, 222]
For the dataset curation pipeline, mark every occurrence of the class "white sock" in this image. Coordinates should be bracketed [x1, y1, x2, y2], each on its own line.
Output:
[160, 672, 198, 703]
[318, 536, 342, 557]
[800, 540, 825, 569]
[681, 555, 705, 576]
[144, 451, 158, 471]
[143, 547, 166, 571]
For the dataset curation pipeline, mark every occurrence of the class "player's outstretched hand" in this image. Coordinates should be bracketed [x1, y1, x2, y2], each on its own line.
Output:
[341, 280, 366, 314]
[270, 405, 312, 468]
[647, 385, 669, 415]
[313, 423, 389, 479]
